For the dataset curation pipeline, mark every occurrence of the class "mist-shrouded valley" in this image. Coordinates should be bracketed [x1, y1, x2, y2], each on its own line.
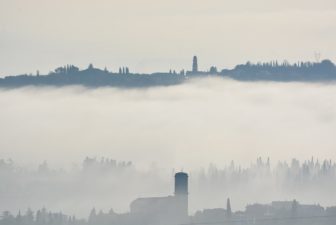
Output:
[1, 156, 336, 217]
[2, 0, 336, 224]
[1, 77, 336, 223]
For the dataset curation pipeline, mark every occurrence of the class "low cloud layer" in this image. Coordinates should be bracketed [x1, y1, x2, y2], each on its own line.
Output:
[1, 78, 335, 169]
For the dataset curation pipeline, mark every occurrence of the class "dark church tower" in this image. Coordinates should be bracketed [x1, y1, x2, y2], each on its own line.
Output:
[192, 56, 198, 73]
[175, 172, 188, 195]
[174, 172, 188, 223]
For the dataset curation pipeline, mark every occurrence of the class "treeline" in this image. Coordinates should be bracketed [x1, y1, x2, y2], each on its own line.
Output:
[0, 208, 81, 225]
[2, 203, 336, 225]
[221, 59, 336, 81]
[0, 207, 143, 225]
[82, 157, 133, 173]
[0, 157, 133, 174]
[1, 59, 336, 88]
[1, 157, 336, 186]
[0, 64, 185, 88]
[198, 157, 336, 188]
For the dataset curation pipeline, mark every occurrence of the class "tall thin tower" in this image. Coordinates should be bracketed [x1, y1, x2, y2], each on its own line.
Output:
[174, 172, 188, 223]
[192, 56, 198, 73]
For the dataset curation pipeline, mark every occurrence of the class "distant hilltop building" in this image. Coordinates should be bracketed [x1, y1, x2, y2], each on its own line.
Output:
[187, 56, 211, 76]
[130, 172, 189, 225]
[192, 56, 198, 73]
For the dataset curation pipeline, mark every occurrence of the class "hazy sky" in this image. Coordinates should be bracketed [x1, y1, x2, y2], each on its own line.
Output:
[1, 0, 336, 76]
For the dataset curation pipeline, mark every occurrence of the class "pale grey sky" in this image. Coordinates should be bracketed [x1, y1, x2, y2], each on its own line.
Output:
[1, 0, 336, 76]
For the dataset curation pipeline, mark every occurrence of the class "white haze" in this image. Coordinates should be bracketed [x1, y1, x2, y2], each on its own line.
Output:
[1, 78, 336, 168]
[1, 78, 336, 216]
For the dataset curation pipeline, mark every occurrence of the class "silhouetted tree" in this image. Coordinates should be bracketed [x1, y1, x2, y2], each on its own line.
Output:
[24, 208, 34, 225]
[15, 211, 22, 225]
[209, 66, 217, 74]
[226, 198, 232, 219]
[291, 199, 299, 218]
[88, 208, 96, 225]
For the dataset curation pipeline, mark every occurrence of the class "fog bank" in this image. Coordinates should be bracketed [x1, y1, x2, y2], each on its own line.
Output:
[1, 77, 336, 216]
[0, 78, 335, 169]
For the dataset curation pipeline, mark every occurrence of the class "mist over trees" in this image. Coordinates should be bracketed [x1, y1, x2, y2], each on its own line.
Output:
[197, 157, 336, 190]
[2, 157, 336, 192]
[0, 208, 82, 225]
[2, 156, 336, 225]
[1, 157, 336, 220]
